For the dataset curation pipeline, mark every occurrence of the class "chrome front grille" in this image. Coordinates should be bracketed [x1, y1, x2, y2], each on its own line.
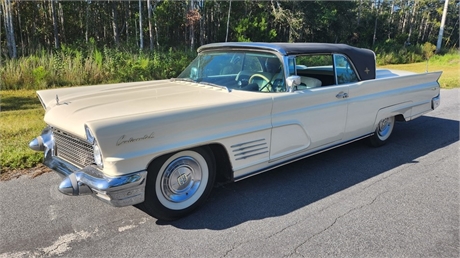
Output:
[53, 128, 94, 168]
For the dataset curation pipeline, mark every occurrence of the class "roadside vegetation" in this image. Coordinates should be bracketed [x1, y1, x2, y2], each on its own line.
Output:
[1, 43, 458, 91]
[1, 43, 196, 91]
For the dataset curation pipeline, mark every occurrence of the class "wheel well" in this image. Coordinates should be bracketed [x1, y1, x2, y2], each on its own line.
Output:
[395, 114, 406, 122]
[208, 144, 234, 185]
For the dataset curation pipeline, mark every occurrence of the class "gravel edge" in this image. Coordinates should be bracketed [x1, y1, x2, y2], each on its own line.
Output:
[0, 164, 52, 181]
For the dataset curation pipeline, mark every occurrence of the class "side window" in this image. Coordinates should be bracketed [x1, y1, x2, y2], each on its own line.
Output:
[294, 54, 333, 88]
[296, 55, 332, 67]
[334, 54, 358, 84]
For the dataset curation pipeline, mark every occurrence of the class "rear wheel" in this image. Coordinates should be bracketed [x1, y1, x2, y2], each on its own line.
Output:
[141, 147, 215, 220]
[369, 116, 395, 147]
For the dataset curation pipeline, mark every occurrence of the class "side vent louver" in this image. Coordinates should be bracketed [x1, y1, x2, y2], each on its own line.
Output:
[231, 139, 268, 160]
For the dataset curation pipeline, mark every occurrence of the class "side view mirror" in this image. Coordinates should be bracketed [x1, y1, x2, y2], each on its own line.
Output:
[286, 76, 301, 92]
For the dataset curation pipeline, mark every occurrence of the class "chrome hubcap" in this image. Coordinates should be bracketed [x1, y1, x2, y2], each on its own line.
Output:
[377, 118, 391, 137]
[161, 156, 202, 203]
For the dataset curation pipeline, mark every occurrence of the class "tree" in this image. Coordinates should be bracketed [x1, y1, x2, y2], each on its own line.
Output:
[111, 0, 120, 46]
[147, 0, 153, 50]
[436, 0, 450, 52]
[139, 0, 143, 50]
[51, 0, 59, 49]
[186, 0, 201, 50]
[225, 0, 231, 42]
[0, 0, 458, 55]
[1, 0, 17, 58]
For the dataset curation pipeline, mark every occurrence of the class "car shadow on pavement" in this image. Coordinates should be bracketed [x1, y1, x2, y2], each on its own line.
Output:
[154, 115, 459, 229]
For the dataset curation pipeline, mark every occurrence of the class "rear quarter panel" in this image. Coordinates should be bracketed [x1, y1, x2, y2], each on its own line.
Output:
[344, 71, 442, 139]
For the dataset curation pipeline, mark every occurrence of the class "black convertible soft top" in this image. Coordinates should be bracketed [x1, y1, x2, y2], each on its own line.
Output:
[198, 42, 376, 81]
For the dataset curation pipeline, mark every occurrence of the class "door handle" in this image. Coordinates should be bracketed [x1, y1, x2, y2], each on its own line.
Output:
[336, 92, 348, 99]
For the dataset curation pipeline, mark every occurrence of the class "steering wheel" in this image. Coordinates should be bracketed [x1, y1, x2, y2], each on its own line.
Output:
[248, 74, 272, 92]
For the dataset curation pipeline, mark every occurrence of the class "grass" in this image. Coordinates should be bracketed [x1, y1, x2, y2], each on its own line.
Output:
[381, 53, 460, 89]
[0, 90, 45, 173]
[0, 47, 196, 90]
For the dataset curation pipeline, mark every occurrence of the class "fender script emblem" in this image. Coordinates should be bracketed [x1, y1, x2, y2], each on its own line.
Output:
[117, 132, 155, 146]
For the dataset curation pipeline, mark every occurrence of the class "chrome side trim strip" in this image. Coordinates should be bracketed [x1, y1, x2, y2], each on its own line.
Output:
[234, 134, 372, 181]
[231, 139, 265, 148]
[232, 143, 267, 152]
[235, 151, 269, 161]
[234, 147, 268, 157]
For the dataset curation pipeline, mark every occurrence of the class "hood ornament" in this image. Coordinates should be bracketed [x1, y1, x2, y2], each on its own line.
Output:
[55, 94, 69, 105]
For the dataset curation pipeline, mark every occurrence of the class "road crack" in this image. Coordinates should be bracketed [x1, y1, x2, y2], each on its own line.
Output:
[285, 191, 388, 257]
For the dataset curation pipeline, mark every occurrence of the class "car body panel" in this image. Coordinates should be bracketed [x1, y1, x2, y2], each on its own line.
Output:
[270, 84, 349, 160]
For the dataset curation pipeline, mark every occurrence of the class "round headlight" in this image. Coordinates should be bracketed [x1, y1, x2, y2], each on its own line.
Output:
[93, 142, 103, 169]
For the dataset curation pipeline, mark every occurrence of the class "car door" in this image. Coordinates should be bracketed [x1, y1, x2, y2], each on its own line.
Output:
[269, 54, 349, 161]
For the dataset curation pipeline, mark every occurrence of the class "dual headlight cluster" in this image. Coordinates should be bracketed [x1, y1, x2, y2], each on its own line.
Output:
[85, 125, 104, 169]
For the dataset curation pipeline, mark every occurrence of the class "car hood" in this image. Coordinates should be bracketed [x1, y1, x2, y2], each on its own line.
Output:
[37, 80, 264, 138]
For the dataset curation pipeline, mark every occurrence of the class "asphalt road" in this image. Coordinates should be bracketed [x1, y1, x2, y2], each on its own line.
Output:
[1, 89, 459, 258]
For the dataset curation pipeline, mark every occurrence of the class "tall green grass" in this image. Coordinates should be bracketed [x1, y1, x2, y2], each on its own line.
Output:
[1, 45, 196, 90]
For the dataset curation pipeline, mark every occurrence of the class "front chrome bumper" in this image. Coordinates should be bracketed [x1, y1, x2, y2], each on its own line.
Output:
[30, 129, 147, 207]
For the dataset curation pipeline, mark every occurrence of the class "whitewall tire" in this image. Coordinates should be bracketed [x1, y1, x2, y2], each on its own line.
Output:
[141, 147, 215, 220]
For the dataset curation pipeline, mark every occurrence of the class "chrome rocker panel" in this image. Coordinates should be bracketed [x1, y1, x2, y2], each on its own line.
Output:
[44, 152, 147, 207]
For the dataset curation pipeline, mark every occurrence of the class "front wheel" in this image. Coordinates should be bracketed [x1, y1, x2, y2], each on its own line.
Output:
[141, 147, 216, 220]
[368, 116, 395, 147]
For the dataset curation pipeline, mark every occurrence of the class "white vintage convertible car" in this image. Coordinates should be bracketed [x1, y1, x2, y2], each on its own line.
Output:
[29, 42, 442, 220]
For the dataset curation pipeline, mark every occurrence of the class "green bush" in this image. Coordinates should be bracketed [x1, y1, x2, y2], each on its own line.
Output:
[375, 43, 429, 65]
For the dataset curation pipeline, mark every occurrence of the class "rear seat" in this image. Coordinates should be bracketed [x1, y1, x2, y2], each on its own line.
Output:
[300, 76, 322, 88]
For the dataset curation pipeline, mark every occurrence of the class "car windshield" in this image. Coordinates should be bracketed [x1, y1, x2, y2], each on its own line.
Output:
[176, 51, 286, 92]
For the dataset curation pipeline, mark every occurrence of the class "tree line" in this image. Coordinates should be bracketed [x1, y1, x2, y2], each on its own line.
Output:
[1, 0, 459, 59]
